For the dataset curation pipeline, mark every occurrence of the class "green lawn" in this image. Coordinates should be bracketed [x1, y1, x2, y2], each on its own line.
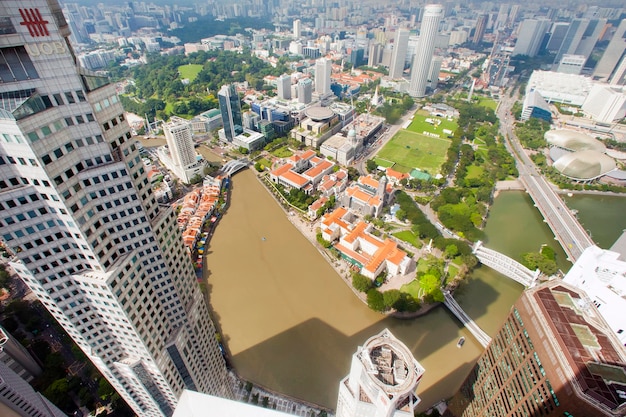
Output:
[400, 280, 423, 299]
[392, 230, 420, 247]
[477, 96, 497, 111]
[407, 112, 458, 137]
[178, 64, 203, 82]
[466, 165, 484, 180]
[373, 158, 395, 168]
[375, 130, 451, 174]
[271, 146, 293, 158]
[446, 264, 459, 285]
[256, 157, 272, 170]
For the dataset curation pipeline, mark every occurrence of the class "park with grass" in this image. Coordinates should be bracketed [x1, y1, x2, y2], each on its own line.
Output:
[375, 130, 451, 174]
[178, 64, 203, 82]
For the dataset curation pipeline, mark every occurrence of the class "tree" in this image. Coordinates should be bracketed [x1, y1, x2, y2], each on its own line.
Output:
[366, 159, 378, 173]
[382, 289, 401, 310]
[395, 208, 406, 222]
[352, 273, 373, 292]
[445, 244, 459, 259]
[366, 289, 386, 312]
[44, 379, 73, 411]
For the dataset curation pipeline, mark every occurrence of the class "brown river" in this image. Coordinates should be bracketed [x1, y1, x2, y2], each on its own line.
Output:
[202, 163, 528, 411]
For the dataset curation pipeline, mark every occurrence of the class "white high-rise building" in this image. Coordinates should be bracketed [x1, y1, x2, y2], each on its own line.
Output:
[408, 4, 443, 98]
[594, 19, 626, 82]
[315, 57, 332, 95]
[277, 74, 292, 100]
[389, 28, 410, 79]
[336, 329, 425, 417]
[293, 19, 301, 38]
[0, 2, 232, 416]
[512, 18, 551, 57]
[164, 119, 196, 169]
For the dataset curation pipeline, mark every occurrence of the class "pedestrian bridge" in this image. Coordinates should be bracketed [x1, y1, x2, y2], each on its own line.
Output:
[443, 291, 492, 348]
[220, 159, 248, 176]
[472, 241, 539, 288]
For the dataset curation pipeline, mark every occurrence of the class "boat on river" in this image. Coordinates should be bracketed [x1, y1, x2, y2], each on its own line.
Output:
[457, 337, 465, 348]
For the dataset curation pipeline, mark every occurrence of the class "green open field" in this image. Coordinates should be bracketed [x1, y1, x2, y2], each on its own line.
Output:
[178, 64, 203, 82]
[375, 130, 451, 174]
[477, 96, 497, 110]
[407, 111, 458, 137]
[400, 280, 422, 299]
[466, 165, 484, 180]
[271, 146, 293, 158]
[392, 230, 420, 247]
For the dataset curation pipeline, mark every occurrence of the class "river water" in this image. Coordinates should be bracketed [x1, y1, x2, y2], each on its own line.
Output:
[563, 194, 626, 250]
[203, 164, 574, 410]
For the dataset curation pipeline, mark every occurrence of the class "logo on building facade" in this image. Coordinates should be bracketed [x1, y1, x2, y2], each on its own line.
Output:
[19, 8, 49, 38]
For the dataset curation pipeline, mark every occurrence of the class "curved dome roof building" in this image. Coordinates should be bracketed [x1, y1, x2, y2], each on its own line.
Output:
[545, 129, 606, 153]
[553, 150, 616, 180]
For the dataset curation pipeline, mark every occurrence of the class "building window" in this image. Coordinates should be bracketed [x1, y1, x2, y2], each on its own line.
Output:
[0, 46, 39, 82]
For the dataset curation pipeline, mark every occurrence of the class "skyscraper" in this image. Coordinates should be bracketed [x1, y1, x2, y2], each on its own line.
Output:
[553, 19, 590, 66]
[315, 57, 332, 95]
[389, 28, 410, 79]
[277, 74, 291, 100]
[408, 4, 443, 98]
[336, 329, 425, 417]
[512, 19, 551, 57]
[594, 19, 626, 82]
[293, 19, 301, 38]
[218, 84, 243, 142]
[448, 281, 626, 417]
[0, 2, 232, 416]
[297, 78, 313, 104]
[472, 15, 487, 45]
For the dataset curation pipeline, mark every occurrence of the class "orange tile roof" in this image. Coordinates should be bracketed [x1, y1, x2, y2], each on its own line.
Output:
[334, 242, 369, 266]
[281, 170, 309, 187]
[359, 175, 379, 189]
[301, 149, 316, 160]
[365, 239, 398, 273]
[343, 221, 368, 244]
[386, 167, 409, 181]
[303, 160, 333, 178]
[321, 207, 347, 228]
[309, 196, 328, 211]
[270, 163, 292, 177]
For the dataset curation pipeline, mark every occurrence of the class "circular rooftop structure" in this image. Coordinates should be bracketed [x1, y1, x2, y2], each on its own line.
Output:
[359, 329, 423, 396]
[305, 106, 335, 122]
[545, 129, 606, 153]
[553, 150, 616, 180]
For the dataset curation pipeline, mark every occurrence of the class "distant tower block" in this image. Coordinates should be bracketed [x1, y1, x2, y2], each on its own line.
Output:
[408, 4, 444, 97]
[336, 329, 425, 417]
[389, 28, 410, 79]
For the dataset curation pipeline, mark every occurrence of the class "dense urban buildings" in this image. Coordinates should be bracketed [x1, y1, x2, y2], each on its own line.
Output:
[0, 2, 231, 417]
[336, 329, 425, 417]
[408, 4, 443, 98]
[448, 281, 626, 417]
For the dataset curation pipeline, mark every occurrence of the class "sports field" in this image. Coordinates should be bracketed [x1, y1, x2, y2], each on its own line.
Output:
[406, 111, 458, 137]
[375, 130, 451, 174]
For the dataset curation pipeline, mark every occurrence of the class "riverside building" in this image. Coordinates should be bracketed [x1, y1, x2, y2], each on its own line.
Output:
[448, 281, 626, 417]
[0, 1, 232, 416]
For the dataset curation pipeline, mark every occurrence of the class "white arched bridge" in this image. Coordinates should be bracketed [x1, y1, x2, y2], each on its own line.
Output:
[220, 159, 248, 176]
[442, 241, 539, 349]
[472, 241, 540, 288]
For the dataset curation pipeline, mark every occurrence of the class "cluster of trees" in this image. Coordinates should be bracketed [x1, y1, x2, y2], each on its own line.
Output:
[274, 183, 315, 211]
[416, 256, 446, 303]
[352, 273, 420, 312]
[522, 245, 558, 275]
[169, 17, 274, 44]
[374, 93, 415, 124]
[117, 49, 289, 120]
[515, 117, 550, 149]
[395, 191, 478, 270]
[431, 188, 485, 241]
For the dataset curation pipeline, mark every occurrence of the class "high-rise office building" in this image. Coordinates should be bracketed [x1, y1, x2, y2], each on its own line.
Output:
[0, 326, 42, 383]
[0, 2, 232, 416]
[546, 22, 570, 53]
[594, 19, 626, 82]
[512, 19, 551, 57]
[368, 42, 383, 67]
[315, 57, 332, 95]
[297, 78, 313, 104]
[0, 361, 66, 417]
[218, 84, 243, 142]
[448, 281, 626, 417]
[574, 18, 607, 59]
[277, 74, 291, 100]
[293, 19, 301, 39]
[336, 329, 425, 417]
[472, 15, 487, 45]
[554, 19, 590, 66]
[163, 119, 195, 170]
[408, 4, 443, 98]
[389, 28, 410, 79]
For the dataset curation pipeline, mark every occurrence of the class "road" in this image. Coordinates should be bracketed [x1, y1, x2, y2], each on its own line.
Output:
[497, 92, 594, 262]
